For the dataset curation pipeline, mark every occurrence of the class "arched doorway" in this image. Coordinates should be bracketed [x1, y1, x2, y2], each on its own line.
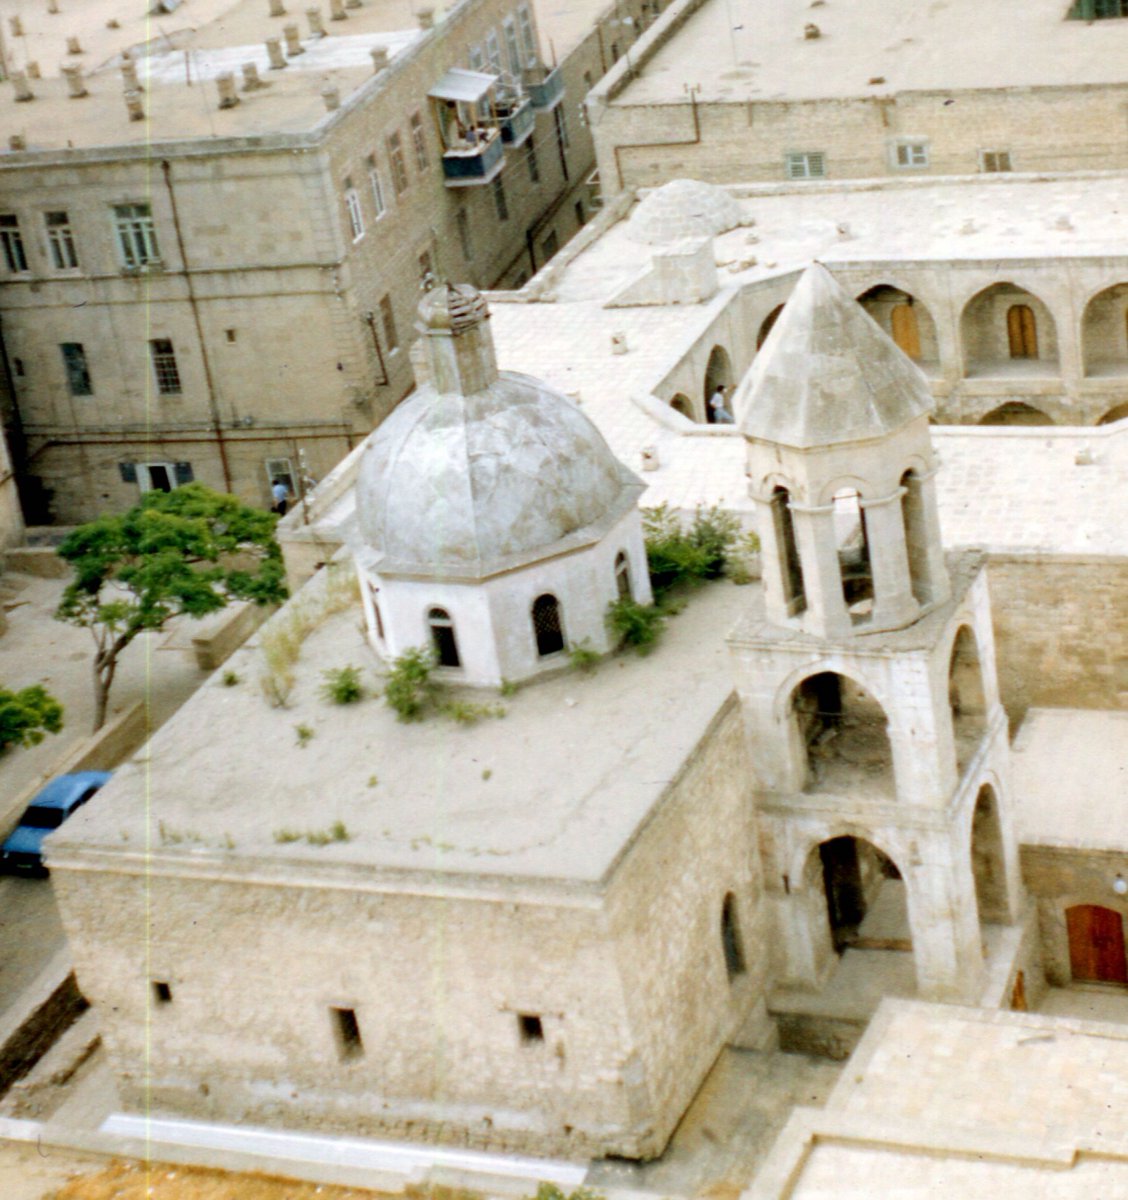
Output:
[791, 672, 894, 798]
[703, 345, 732, 424]
[961, 283, 1059, 375]
[817, 836, 909, 956]
[428, 607, 461, 667]
[1081, 283, 1128, 377]
[948, 626, 987, 774]
[1066, 905, 1128, 985]
[757, 304, 784, 349]
[856, 285, 939, 365]
[1098, 402, 1128, 425]
[977, 402, 1055, 426]
[970, 785, 1008, 925]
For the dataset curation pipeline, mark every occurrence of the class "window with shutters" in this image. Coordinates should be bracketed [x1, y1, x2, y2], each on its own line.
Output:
[980, 149, 1012, 173]
[785, 152, 825, 180]
[409, 110, 428, 170]
[0, 215, 28, 273]
[45, 211, 79, 269]
[343, 179, 364, 241]
[150, 339, 182, 394]
[366, 155, 387, 218]
[387, 130, 409, 194]
[892, 140, 929, 169]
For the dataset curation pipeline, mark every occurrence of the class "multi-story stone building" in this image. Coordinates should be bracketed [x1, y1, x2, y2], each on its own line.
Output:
[0, 0, 658, 523]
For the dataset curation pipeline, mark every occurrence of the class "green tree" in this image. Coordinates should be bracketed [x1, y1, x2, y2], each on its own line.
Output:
[0, 684, 63, 752]
[55, 483, 287, 731]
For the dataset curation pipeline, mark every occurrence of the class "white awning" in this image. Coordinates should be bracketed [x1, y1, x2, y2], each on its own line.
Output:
[429, 67, 498, 103]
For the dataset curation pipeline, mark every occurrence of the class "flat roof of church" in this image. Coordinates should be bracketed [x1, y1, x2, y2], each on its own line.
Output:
[1012, 708, 1128, 852]
[613, 0, 1128, 106]
[49, 573, 747, 893]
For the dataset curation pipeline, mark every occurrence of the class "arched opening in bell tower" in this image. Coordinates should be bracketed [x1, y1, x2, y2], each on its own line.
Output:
[948, 626, 988, 774]
[832, 489, 874, 622]
[770, 487, 807, 615]
[970, 784, 1008, 926]
[815, 836, 911, 958]
[900, 469, 933, 606]
[791, 672, 894, 799]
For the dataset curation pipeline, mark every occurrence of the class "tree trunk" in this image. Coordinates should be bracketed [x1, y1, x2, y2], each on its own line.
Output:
[92, 657, 117, 734]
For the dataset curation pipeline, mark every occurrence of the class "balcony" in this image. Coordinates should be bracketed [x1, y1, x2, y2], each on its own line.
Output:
[498, 95, 534, 147]
[525, 66, 563, 111]
[440, 129, 504, 187]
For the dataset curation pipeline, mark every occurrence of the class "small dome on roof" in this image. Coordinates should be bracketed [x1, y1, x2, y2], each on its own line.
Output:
[356, 372, 641, 579]
[626, 179, 742, 245]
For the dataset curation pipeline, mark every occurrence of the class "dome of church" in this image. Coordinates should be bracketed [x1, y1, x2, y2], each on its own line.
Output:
[355, 371, 637, 578]
[626, 179, 742, 245]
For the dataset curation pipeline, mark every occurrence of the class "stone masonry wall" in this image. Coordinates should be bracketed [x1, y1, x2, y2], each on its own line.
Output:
[986, 554, 1128, 726]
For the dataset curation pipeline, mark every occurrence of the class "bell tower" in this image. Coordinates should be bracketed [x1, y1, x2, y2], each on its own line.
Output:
[730, 264, 1025, 1006]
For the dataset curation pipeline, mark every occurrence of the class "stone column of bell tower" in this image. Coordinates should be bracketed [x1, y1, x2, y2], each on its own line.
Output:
[729, 264, 1023, 1006]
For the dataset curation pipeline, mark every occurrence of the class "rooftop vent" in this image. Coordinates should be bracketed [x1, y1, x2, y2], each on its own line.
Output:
[12, 72, 34, 101]
[306, 6, 326, 37]
[9, 16, 23, 37]
[370, 45, 389, 70]
[61, 64, 88, 98]
[125, 89, 145, 121]
[283, 23, 304, 54]
[121, 59, 142, 90]
[242, 61, 266, 89]
[417, 7, 435, 28]
[66, 35, 83, 54]
[150, 0, 183, 13]
[216, 72, 240, 108]
[330, 0, 348, 18]
[321, 83, 340, 110]
[9, 134, 26, 150]
[26, 61, 41, 79]
[804, 22, 821, 38]
[47, 0, 60, 13]
[269, 0, 286, 13]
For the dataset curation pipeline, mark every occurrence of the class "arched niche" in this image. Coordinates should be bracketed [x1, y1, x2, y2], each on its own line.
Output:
[790, 671, 894, 799]
[970, 784, 1009, 925]
[977, 402, 1055, 426]
[856, 284, 939, 366]
[1081, 283, 1128, 377]
[757, 304, 785, 350]
[669, 393, 695, 420]
[961, 283, 1060, 377]
[1098, 402, 1128, 426]
[948, 625, 987, 775]
[812, 836, 911, 958]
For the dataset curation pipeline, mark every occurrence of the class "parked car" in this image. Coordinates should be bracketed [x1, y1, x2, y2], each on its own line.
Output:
[0, 771, 113, 876]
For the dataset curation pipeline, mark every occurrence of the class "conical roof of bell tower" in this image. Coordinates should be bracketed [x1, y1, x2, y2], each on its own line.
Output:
[738, 262, 934, 449]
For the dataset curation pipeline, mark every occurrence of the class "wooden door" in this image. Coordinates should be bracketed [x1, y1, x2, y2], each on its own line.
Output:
[1067, 904, 1128, 984]
[1007, 304, 1038, 358]
[891, 304, 921, 360]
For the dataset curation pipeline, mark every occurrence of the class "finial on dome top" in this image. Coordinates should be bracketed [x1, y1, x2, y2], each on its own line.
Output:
[415, 282, 497, 394]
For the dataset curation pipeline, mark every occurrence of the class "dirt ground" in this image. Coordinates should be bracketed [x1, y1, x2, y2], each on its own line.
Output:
[0, 1146, 400, 1200]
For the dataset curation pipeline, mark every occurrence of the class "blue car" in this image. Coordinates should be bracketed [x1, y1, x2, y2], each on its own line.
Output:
[0, 771, 112, 876]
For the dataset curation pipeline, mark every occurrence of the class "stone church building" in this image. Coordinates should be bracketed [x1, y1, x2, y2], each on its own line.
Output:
[47, 270, 1045, 1161]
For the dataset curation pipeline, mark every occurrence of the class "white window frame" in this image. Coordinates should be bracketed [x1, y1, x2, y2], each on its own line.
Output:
[344, 186, 365, 241]
[265, 457, 296, 496]
[517, 5, 538, 67]
[0, 215, 29, 274]
[113, 203, 161, 269]
[784, 151, 826, 180]
[468, 42, 485, 71]
[502, 17, 522, 76]
[980, 149, 1012, 173]
[368, 160, 387, 218]
[485, 29, 502, 73]
[892, 139, 929, 169]
[149, 338, 182, 395]
[45, 211, 79, 270]
[137, 461, 179, 494]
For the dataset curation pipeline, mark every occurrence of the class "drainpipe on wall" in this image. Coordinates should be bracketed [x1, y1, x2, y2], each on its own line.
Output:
[160, 159, 233, 493]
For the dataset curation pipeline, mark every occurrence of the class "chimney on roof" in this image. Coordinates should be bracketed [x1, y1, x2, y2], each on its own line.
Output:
[216, 72, 240, 108]
[124, 89, 145, 121]
[266, 37, 287, 68]
[12, 73, 33, 102]
[370, 46, 389, 71]
[330, 0, 347, 18]
[417, 7, 435, 28]
[9, 134, 27, 150]
[242, 61, 266, 89]
[121, 58, 141, 90]
[321, 83, 340, 110]
[26, 61, 41, 79]
[283, 23, 304, 54]
[307, 7, 326, 37]
[61, 64, 87, 97]
[66, 35, 83, 54]
[9, 16, 23, 37]
[47, 0, 60, 12]
[268, 0, 286, 13]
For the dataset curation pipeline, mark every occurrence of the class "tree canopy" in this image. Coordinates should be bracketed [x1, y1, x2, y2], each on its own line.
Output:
[0, 684, 63, 753]
[55, 484, 288, 730]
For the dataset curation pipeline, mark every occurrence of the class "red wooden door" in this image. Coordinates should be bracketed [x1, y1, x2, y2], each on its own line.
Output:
[1067, 905, 1128, 984]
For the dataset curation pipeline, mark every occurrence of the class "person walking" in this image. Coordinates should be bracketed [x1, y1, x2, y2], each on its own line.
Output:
[709, 384, 735, 424]
[271, 477, 290, 516]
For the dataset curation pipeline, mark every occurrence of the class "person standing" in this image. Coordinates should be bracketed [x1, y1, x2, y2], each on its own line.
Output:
[709, 384, 735, 424]
[271, 477, 290, 516]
